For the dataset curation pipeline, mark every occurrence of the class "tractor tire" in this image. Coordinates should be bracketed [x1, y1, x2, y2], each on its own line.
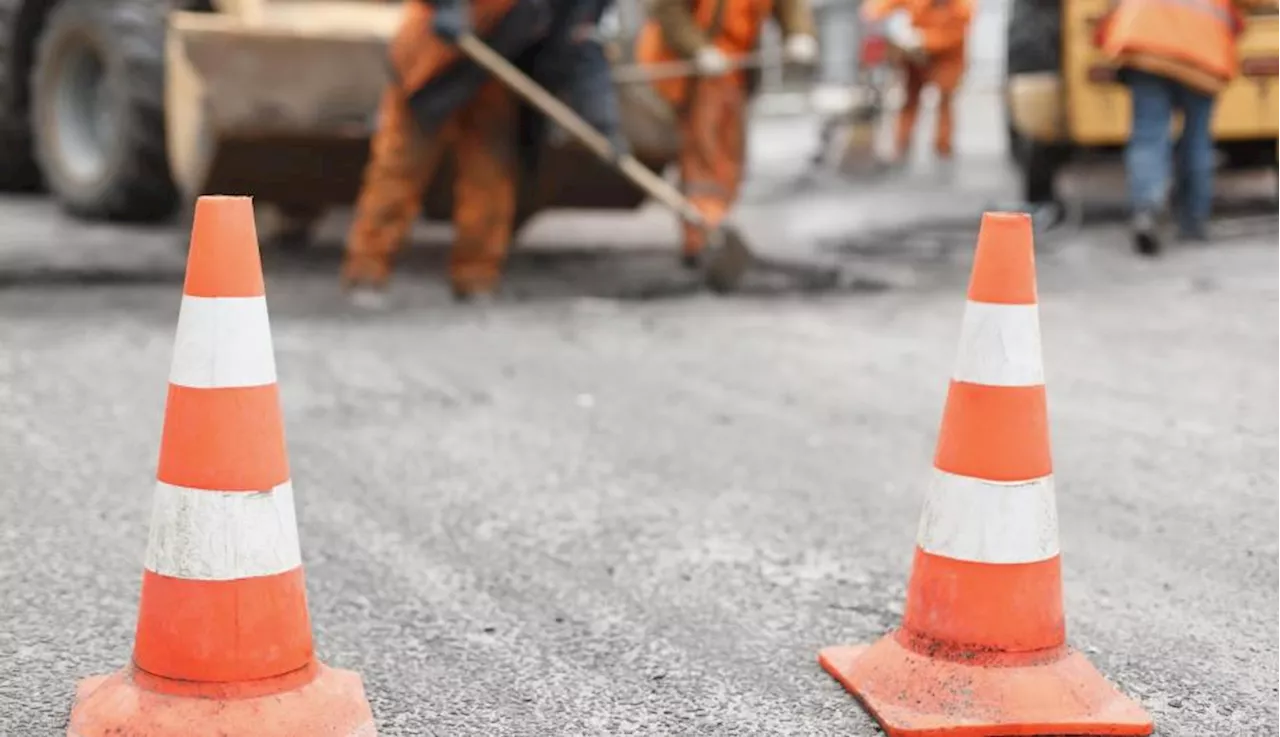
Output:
[1007, 118, 1026, 165]
[0, 0, 42, 192]
[30, 0, 177, 221]
[1021, 141, 1064, 204]
[1006, 0, 1062, 76]
[1005, 0, 1062, 169]
[1002, 71, 1026, 165]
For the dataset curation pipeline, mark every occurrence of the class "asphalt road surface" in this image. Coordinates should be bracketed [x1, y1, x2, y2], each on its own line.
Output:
[1, 106, 1277, 736]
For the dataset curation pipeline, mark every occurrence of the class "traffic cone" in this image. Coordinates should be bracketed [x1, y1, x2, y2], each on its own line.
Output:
[67, 196, 377, 737]
[818, 212, 1154, 737]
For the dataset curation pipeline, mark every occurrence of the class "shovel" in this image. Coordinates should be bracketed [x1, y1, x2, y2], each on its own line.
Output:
[610, 52, 770, 84]
[455, 32, 754, 292]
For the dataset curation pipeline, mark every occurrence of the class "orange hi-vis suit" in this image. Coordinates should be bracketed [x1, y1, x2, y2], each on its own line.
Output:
[342, 0, 520, 296]
[864, 0, 972, 160]
[636, 0, 813, 260]
[1098, 0, 1244, 95]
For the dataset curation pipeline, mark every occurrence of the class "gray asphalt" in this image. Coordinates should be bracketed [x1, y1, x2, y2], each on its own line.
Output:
[1, 102, 1277, 735]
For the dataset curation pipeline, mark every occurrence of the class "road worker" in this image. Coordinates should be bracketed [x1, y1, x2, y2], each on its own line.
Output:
[342, 0, 624, 304]
[516, 0, 629, 173]
[1095, 0, 1248, 255]
[636, 0, 819, 266]
[341, 0, 531, 304]
[862, 0, 972, 167]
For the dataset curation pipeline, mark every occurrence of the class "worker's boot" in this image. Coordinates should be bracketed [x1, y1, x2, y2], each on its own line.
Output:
[340, 257, 392, 311]
[450, 270, 501, 304]
[681, 228, 706, 270]
[1177, 227, 1209, 244]
[1176, 214, 1210, 244]
[1131, 208, 1162, 257]
[451, 284, 499, 305]
[347, 286, 391, 311]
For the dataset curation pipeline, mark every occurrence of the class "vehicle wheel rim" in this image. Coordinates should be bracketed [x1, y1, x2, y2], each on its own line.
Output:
[53, 39, 115, 185]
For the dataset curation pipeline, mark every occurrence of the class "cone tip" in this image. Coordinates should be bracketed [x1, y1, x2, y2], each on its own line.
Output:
[967, 212, 1037, 305]
[184, 195, 265, 299]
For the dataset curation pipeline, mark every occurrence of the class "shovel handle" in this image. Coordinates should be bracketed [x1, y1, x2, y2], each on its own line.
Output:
[455, 33, 708, 228]
[610, 52, 770, 84]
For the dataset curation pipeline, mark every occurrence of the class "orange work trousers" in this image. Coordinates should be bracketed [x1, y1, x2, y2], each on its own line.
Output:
[895, 46, 965, 160]
[677, 74, 747, 258]
[342, 81, 517, 293]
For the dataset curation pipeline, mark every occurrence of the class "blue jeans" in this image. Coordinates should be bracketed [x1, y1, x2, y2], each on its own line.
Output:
[1124, 69, 1217, 234]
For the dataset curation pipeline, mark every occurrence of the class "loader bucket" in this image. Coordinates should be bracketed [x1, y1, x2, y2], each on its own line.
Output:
[166, 4, 399, 217]
[166, 2, 680, 228]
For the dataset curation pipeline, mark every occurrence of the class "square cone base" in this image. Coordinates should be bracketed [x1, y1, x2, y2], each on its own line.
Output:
[67, 663, 376, 737]
[818, 633, 1154, 737]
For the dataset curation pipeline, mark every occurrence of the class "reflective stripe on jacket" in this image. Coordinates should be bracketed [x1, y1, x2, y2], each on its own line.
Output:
[1099, 0, 1244, 94]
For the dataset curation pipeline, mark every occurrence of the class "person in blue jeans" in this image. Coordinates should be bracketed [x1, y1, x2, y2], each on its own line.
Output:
[1096, 0, 1245, 255]
[1124, 69, 1218, 255]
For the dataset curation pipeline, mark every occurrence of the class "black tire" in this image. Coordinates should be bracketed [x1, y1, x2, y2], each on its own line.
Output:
[1007, 120, 1026, 165]
[1218, 139, 1279, 171]
[1003, 85, 1026, 165]
[1021, 142, 1063, 204]
[30, 0, 177, 221]
[0, 0, 42, 191]
[1005, 0, 1061, 170]
[1005, 0, 1062, 76]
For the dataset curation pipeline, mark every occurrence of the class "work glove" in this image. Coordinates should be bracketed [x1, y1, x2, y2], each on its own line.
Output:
[783, 34, 818, 65]
[431, 0, 471, 42]
[694, 46, 731, 76]
[883, 10, 926, 61]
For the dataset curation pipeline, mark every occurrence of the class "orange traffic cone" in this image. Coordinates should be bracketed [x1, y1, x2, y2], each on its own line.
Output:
[819, 212, 1154, 737]
[67, 196, 377, 737]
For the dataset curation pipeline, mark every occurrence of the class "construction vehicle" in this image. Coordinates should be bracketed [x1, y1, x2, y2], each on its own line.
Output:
[0, 0, 683, 244]
[1003, 0, 1279, 204]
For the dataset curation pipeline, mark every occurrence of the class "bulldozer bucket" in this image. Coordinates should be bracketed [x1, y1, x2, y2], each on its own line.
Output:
[166, 1, 680, 228]
[166, 3, 400, 217]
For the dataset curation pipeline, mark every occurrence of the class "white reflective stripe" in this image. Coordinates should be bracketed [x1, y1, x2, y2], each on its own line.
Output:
[952, 301, 1044, 387]
[917, 469, 1059, 564]
[169, 296, 277, 389]
[145, 481, 302, 580]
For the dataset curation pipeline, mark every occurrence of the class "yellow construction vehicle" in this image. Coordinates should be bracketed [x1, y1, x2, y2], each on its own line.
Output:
[0, 0, 681, 244]
[1003, 0, 1278, 203]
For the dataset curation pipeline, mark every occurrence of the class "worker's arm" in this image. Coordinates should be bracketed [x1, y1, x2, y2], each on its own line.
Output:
[649, 0, 708, 59]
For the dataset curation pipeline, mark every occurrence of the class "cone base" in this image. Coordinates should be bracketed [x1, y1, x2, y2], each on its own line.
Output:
[818, 634, 1154, 737]
[67, 663, 376, 737]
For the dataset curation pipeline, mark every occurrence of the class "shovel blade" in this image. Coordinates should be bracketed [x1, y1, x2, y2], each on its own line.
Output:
[703, 225, 754, 293]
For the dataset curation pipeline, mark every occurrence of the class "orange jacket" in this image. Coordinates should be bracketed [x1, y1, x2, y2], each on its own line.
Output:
[635, 0, 814, 104]
[1097, 0, 1244, 94]
[862, 0, 972, 55]
[389, 0, 520, 93]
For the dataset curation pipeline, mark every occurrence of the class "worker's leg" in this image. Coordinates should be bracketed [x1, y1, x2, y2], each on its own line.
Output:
[931, 49, 966, 159]
[678, 74, 747, 260]
[894, 61, 927, 163]
[342, 87, 446, 289]
[1171, 81, 1217, 240]
[934, 89, 955, 159]
[450, 81, 518, 296]
[1124, 69, 1174, 254]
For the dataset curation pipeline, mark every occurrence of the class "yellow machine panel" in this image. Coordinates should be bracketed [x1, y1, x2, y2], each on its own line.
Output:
[1065, 0, 1279, 146]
